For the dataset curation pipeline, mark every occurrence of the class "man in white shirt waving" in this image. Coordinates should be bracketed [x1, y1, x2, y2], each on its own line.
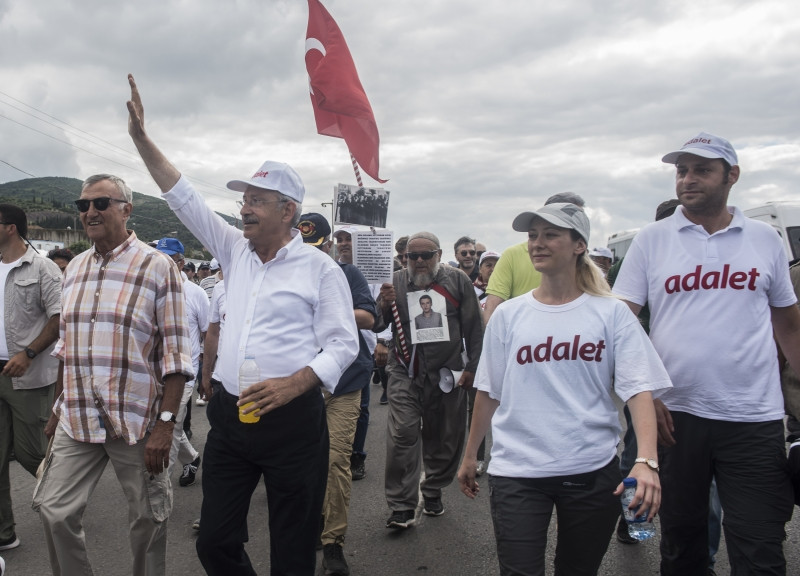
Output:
[613, 132, 800, 576]
[127, 74, 359, 576]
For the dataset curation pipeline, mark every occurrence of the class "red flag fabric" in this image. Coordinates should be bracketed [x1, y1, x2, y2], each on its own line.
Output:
[305, 0, 386, 183]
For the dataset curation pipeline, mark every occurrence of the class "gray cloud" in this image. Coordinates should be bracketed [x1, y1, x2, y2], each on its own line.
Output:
[1, 0, 798, 253]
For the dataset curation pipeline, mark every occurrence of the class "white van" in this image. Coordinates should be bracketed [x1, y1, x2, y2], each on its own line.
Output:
[606, 229, 639, 262]
[743, 202, 800, 262]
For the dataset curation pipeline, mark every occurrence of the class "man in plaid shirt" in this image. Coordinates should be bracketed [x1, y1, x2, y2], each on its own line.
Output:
[35, 174, 194, 576]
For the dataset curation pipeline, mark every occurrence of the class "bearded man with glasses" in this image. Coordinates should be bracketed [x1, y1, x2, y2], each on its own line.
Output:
[375, 231, 484, 529]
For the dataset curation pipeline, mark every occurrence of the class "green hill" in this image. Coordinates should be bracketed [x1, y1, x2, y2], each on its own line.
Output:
[0, 177, 239, 258]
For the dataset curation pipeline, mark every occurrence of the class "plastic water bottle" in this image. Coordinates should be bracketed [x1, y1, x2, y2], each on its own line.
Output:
[238, 357, 260, 423]
[620, 477, 656, 541]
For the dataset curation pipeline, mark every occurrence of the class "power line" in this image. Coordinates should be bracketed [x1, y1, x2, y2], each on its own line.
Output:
[0, 94, 239, 200]
[0, 159, 35, 178]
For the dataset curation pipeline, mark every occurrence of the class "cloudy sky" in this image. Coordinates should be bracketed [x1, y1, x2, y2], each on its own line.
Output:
[1, 0, 799, 255]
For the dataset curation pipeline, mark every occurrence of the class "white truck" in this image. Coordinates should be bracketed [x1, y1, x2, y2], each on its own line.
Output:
[606, 202, 800, 263]
[743, 201, 800, 262]
[606, 229, 639, 262]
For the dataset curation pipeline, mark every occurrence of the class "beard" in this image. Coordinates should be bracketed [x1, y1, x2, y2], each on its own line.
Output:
[409, 261, 440, 288]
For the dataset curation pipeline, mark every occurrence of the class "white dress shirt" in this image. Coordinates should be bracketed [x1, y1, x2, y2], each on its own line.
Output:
[182, 272, 210, 386]
[163, 176, 359, 395]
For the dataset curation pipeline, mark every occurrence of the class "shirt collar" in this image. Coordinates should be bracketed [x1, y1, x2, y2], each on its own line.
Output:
[248, 228, 303, 264]
[674, 205, 745, 234]
[92, 230, 138, 261]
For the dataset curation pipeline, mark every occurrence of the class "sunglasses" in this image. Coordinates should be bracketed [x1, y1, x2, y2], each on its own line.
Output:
[406, 250, 438, 261]
[460, 250, 476, 257]
[74, 197, 128, 213]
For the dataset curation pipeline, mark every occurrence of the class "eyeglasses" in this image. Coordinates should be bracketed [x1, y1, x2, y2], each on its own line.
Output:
[406, 250, 439, 261]
[74, 197, 128, 213]
[236, 197, 286, 209]
[459, 250, 476, 257]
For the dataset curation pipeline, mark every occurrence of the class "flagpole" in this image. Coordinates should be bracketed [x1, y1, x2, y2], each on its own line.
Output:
[350, 150, 410, 364]
[350, 152, 363, 187]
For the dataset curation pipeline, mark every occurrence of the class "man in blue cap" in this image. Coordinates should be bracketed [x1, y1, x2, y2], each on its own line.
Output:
[155, 237, 209, 487]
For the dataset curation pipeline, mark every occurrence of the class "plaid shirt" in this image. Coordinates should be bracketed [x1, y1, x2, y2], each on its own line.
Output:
[52, 232, 193, 444]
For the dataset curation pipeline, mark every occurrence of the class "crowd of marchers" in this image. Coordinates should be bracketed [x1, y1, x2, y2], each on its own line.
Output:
[0, 76, 798, 576]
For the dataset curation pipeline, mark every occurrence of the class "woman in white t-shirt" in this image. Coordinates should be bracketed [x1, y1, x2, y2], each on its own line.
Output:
[457, 203, 671, 576]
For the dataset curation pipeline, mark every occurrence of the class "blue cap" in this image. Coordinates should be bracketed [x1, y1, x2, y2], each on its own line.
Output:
[155, 237, 185, 256]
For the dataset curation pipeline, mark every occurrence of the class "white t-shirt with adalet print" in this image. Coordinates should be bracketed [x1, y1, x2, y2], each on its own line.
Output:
[613, 206, 796, 422]
[476, 292, 671, 478]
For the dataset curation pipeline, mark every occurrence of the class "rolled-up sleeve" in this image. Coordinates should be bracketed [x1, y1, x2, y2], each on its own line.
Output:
[308, 266, 359, 393]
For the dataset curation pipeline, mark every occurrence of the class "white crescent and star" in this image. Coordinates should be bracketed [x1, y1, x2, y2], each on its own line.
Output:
[305, 38, 326, 95]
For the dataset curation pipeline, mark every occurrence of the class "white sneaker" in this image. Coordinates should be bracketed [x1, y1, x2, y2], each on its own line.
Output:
[195, 396, 207, 406]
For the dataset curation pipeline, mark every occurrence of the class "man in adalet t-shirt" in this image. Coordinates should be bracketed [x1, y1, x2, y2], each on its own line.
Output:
[613, 132, 800, 576]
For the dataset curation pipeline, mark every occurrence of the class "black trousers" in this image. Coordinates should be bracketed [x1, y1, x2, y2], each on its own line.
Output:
[659, 412, 793, 576]
[489, 458, 620, 576]
[196, 387, 329, 576]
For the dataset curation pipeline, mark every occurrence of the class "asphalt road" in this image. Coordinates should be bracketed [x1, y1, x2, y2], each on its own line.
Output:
[5, 385, 800, 575]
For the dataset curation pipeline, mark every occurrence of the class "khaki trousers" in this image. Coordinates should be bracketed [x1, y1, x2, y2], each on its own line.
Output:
[0, 374, 52, 540]
[34, 426, 172, 576]
[321, 388, 362, 545]
[384, 367, 467, 511]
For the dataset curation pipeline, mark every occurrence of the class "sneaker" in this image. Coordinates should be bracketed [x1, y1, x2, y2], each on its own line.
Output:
[379, 391, 388, 405]
[616, 516, 638, 545]
[422, 496, 445, 516]
[179, 456, 201, 487]
[386, 509, 416, 529]
[0, 554, 5, 576]
[0, 534, 19, 551]
[350, 454, 366, 481]
[322, 543, 350, 576]
[195, 396, 207, 406]
[192, 518, 201, 531]
[475, 460, 486, 476]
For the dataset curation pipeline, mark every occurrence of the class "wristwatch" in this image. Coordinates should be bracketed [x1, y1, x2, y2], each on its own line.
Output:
[24, 347, 37, 359]
[634, 457, 659, 472]
[158, 411, 177, 424]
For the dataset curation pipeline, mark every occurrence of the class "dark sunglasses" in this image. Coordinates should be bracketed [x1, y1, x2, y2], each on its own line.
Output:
[74, 197, 128, 213]
[406, 250, 438, 261]
[460, 250, 476, 257]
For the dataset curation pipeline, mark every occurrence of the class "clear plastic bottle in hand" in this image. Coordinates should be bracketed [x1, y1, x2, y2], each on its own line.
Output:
[238, 357, 260, 423]
[620, 477, 656, 541]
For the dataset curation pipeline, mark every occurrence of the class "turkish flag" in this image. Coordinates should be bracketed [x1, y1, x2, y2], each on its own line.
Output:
[305, 0, 386, 183]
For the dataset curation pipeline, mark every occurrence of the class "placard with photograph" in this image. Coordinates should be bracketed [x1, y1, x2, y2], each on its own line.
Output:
[334, 183, 389, 227]
[407, 290, 450, 344]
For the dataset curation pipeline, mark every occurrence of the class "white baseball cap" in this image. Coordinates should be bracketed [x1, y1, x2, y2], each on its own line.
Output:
[589, 247, 613, 259]
[512, 203, 590, 244]
[479, 250, 501, 266]
[209, 258, 220, 271]
[227, 160, 306, 203]
[661, 132, 738, 166]
[333, 225, 368, 240]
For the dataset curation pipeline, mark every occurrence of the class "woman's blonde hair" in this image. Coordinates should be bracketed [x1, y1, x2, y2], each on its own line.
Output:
[571, 230, 612, 297]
